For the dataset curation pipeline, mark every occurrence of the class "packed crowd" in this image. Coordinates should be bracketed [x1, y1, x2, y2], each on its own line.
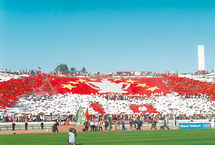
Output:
[0, 70, 215, 123]
[0, 73, 53, 109]
[161, 74, 215, 100]
[0, 92, 215, 123]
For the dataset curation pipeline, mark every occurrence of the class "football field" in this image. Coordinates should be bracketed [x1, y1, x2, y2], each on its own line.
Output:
[1, 129, 215, 145]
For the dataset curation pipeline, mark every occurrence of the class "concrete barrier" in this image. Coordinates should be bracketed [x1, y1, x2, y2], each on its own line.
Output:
[0, 122, 55, 131]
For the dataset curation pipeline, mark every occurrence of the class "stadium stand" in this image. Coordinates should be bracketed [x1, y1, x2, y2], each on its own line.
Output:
[0, 71, 215, 125]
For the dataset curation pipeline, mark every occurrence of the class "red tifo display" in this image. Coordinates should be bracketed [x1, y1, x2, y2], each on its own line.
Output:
[91, 103, 106, 114]
[129, 105, 158, 114]
[47, 76, 170, 96]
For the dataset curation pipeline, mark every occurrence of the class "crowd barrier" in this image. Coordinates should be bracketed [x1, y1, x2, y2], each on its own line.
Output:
[0, 119, 214, 131]
[0, 122, 55, 131]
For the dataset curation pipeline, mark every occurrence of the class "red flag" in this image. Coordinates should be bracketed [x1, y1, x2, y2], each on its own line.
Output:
[129, 105, 158, 114]
[38, 67, 41, 69]
[48, 77, 170, 96]
[85, 108, 90, 121]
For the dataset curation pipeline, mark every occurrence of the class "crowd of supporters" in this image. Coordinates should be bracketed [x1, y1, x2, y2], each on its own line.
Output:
[1, 93, 215, 123]
[0, 70, 215, 124]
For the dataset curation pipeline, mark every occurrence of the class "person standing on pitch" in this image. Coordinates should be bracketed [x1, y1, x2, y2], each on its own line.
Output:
[94, 121, 98, 131]
[67, 128, 77, 145]
[84, 121, 88, 131]
[151, 119, 157, 130]
[122, 121, 126, 130]
[105, 120, 108, 130]
[90, 121, 94, 131]
[115, 121, 117, 131]
[99, 120, 103, 131]
[25, 121, 28, 130]
[129, 120, 133, 130]
[134, 120, 137, 129]
[117, 120, 120, 131]
[109, 120, 112, 131]
[41, 121, 44, 130]
[54, 121, 59, 132]
[140, 120, 143, 130]
[12, 121, 16, 131]
[163, 119, 170, 130]
[137, 120, 141, 130]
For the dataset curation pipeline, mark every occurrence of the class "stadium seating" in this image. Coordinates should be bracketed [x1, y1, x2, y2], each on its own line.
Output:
[0, 72, 215, 122]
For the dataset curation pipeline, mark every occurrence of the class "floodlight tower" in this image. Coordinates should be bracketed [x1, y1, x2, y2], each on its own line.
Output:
[198, 45, 205, 71]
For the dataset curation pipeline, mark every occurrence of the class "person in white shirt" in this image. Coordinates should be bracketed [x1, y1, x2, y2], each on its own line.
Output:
[67, 128, 77, 145]
[90, 121, 94, 131]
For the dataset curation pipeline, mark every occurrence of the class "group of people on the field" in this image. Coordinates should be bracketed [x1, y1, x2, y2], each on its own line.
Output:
[151, 119, 170, 130]
[82, 117, 171, 132]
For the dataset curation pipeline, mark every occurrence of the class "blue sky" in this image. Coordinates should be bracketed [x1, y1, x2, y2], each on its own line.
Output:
[1, 0, 215, 73]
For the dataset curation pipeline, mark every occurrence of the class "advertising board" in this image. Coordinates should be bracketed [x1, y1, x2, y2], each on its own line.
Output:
[179, 123, 211, 129]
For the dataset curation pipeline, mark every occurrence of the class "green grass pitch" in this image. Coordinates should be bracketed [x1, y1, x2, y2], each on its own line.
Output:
[1, 129, 215, 145]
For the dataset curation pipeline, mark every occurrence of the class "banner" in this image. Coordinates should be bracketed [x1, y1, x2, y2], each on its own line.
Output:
[48, 77, 170, 96]
[179, 123, 212, 129]
[74, 106, 87, 128]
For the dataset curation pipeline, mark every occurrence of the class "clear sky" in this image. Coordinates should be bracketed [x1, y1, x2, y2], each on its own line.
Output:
[1, 0, 215, 73]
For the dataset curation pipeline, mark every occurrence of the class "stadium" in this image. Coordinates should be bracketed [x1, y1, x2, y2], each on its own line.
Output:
[0, 69, 215, 144]
[1, 1, 215, 145]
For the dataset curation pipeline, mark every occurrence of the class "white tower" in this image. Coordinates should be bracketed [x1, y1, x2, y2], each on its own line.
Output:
[198, 45, 205, 71]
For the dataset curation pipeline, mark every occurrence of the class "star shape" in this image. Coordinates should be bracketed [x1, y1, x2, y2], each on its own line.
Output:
[62, 84, 76, 90]
[114, 79, 121, 81]
[136, 83, 149, 88]
[68, 81, 79, 84]
[126, 80, 137, 84]
[79, 79, 86, 83]
[147, 86, 160, 92]
[90, 79, 97, 81]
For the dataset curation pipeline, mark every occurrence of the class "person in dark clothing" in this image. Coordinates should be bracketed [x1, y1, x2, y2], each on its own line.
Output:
[25, 121, 28, 130]
[137, 120, 141, 130]
[134, 120, 137, 129]
[122, 121, 126, 130]
[41, 121, 44, 130]
[105, 120, 108, 130]
[140, 120, 142, 130]
[129, 120, 133, 130]
[12, 122, 16, 131]
[109, 120, 112, 131]
[54, 121, 59, 132]
[84, 121, 88, 131]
